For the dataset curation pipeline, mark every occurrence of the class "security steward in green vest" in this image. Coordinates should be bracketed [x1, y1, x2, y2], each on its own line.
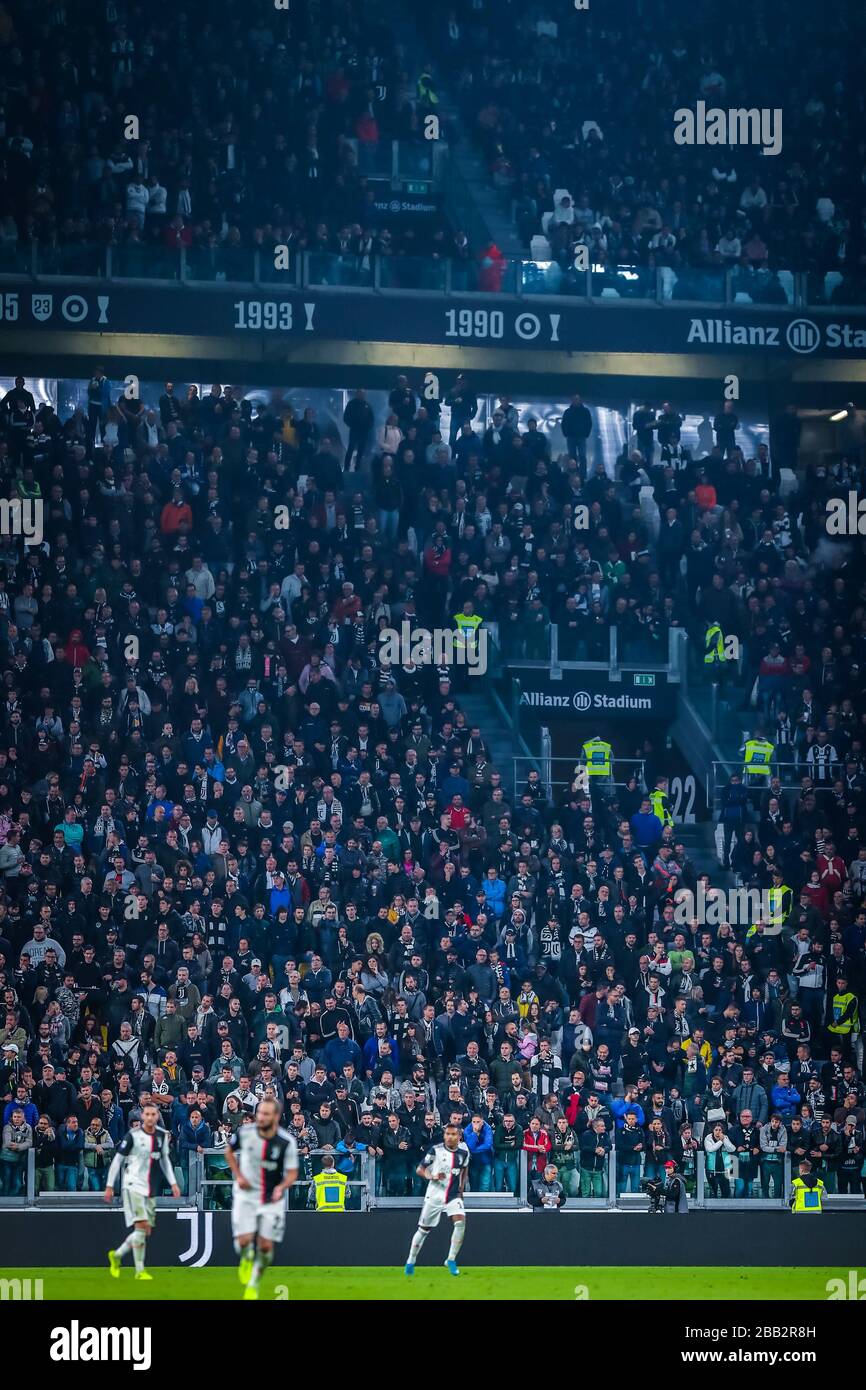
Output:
[827, 976, 860, 1056]
[742, 734, 775, 783]
[581, 736, 612, 778]
[453, 601, 483, 658]
[452, 601, 484, 686]
[789, 1160, 825, 1214]
[746, 877, 792, 940]
[765, 871, 793, 936]
[650, 777, 674, 829]
[704, 622, 726, 666]
[580, 736, 613, 810]
[417, 69, 439, 106]
[313, 1155, 348, 1212]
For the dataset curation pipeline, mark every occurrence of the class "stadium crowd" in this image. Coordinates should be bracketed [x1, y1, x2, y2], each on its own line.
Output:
[0, 0, 455, 275]
[439, 0, 866, 298]
[6, 0, 865, 305]
[0, 367, 863, 1206]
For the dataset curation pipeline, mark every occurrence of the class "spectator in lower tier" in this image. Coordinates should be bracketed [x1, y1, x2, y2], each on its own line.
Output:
[55, 1115, 85, 1192]
[83, 1115, 115, 1191]
[464, 1113, 494, 1191]
[0, 356, 861, 1220]
[1, 1107, 32, 1194]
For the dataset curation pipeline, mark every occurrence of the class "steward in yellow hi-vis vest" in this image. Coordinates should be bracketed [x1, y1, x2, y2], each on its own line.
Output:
[790, 1162, 824, 1214]
[827, 978, 859, 1040]
[704, 622, 726, 665]
[650, 779, 674, 828]
[313, 1159, 347, 1211]
[581, 737, 612, 777]
[453, 603, 483, 650]
[746, 879, 793, 940]
[769, 878, 791, 920]
[743, 736, 774, 779]
[417, 70, 439, 105]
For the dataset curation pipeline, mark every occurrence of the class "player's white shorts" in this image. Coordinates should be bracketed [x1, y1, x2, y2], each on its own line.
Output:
[419, 1194, 465, 1228]
[122, 1188, 156, 1229]
[231, 1191, 286, 1244]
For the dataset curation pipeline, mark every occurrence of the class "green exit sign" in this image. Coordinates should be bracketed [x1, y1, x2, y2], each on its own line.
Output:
[405, 181, 430, 194]
[633, 673, 656, 687]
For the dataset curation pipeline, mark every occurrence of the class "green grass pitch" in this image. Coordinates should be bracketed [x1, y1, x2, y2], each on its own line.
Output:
[4, 1266, 843, 1301]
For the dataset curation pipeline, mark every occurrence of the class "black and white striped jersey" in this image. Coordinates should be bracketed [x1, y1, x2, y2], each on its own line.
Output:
[106, 1125, 176, 1197]
[422, 1142, 470, 1204]
[229, 1125, 298, 1202]
[807, 744, 838, 782]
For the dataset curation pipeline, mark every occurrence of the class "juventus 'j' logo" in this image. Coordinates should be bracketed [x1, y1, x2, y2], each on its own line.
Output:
[177, 1209, 213, 1267]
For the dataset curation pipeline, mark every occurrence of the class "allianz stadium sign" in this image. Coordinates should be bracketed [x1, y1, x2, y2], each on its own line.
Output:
[686, 316, 866, 354]
[520, 690, 652, 712]
[511, 669, 676, 721]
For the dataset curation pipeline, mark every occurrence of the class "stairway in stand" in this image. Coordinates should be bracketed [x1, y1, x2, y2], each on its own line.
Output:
[458, 688, 519, 801]
[674, 820, 736, 889]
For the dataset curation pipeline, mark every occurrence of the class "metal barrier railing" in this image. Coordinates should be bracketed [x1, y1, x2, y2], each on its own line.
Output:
[709, 758, 839, 811]
[370, 1148, 530, 1208]
[497, 623, 685, 678]
[513, 756, 647, 803]
[2, 247, 844, 312]
[368, 1144, 796, 1210]
[196, 1146, 372, 1212]
[11, 1137, 865, 1211]
[615, 1151, 792, 1208]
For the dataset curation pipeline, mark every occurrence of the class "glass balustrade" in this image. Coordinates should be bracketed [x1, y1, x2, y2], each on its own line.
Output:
[6, 235, 825, 316]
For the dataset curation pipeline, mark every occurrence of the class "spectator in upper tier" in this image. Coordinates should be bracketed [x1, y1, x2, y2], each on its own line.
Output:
[446, 0, 866, 295]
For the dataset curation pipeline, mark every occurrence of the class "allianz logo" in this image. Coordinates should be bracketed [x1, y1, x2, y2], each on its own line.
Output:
[519, 691, 652, 711]
[687, 319, 866, 354]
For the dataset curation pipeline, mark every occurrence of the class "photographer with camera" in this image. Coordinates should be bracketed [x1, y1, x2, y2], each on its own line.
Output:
[647, 1158, 689, 1213]
[662, 1159, 689, 1213]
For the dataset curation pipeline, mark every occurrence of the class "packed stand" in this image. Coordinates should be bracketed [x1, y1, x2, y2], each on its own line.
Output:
[0, 369, 863, 1206]
[436, 0, 866, 299]
[0, 0, 456, 277]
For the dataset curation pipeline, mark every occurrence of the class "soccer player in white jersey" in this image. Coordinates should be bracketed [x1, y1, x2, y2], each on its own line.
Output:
[405, 1121, 469, 1277]
[225, 1097, 298, 1300]
[105, 1103, 180, 1280]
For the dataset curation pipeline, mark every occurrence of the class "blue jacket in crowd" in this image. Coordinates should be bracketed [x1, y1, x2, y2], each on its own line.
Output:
[464, 1121, 494, 1165]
